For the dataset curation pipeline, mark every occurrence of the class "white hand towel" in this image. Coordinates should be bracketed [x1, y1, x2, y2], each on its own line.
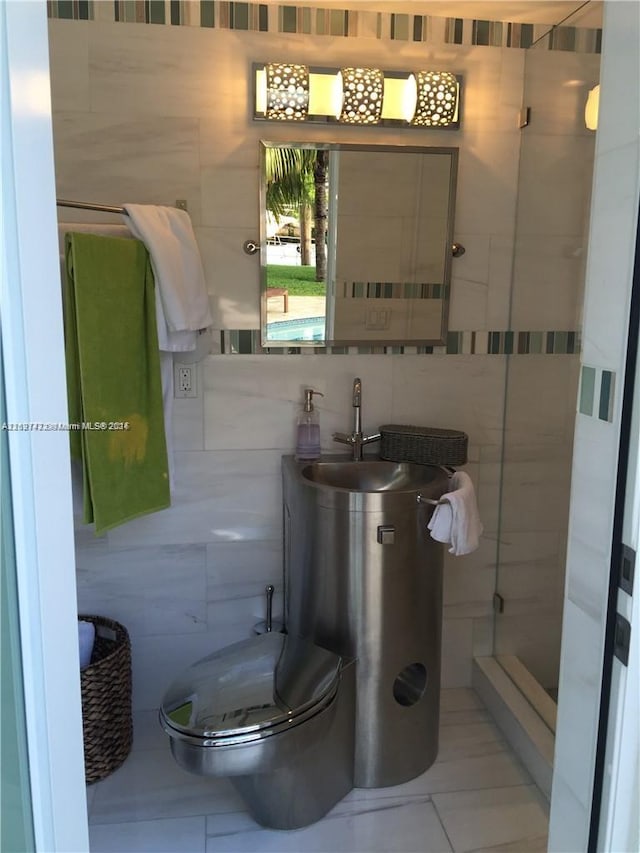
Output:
[123, 204, 212, 353]
[427, 471, 483, 556]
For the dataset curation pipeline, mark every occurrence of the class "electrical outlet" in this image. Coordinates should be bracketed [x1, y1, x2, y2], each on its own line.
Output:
[174, 363, 197, 398]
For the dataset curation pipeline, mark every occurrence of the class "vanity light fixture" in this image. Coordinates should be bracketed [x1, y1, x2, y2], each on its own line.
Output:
[253, 63, 461, 129]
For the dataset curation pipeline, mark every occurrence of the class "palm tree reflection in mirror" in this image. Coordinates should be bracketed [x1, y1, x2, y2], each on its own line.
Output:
[264, 146, 329, 336]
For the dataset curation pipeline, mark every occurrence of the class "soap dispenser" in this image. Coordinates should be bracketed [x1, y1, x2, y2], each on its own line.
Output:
[295, 389, 324, 461]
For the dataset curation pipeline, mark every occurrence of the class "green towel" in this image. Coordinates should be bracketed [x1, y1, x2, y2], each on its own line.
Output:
[64, 232, 170, 534]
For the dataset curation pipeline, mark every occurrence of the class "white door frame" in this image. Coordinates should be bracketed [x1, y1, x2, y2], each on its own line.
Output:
[1, 1, 89, 850]
[549, 1, 640, 849]
[595, 218, 640, 852]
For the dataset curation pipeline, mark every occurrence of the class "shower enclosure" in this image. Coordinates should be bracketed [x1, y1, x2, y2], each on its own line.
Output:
[488, 4, 601, 735]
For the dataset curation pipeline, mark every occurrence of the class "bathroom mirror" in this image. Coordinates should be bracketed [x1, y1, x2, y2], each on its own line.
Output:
[260, 141, 458, 347]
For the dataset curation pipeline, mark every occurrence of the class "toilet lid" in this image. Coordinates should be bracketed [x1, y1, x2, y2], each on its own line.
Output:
[160, 632, 342, 741]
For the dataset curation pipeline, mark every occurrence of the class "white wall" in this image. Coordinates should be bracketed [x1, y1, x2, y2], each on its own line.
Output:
[48, 13, 595, 710]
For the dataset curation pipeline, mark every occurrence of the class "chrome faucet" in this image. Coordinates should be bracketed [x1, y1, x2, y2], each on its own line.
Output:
[333, 377, 381, 461]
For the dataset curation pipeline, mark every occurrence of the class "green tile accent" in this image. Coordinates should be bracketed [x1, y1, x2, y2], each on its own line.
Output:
[546, 332, 555, 354]
[504, 331, 514, 354]
[445, 17, 463, 44]
[300, 7, 311, 33]
[528, 332, 542, 353]
[473, 20, 490, 45]
[599, 370, 615, 421]
[446, 332, 459, 354]
[550, 26, 577, 51]
[555, 331, 568, 354]
[579, 366, 596, 416]
[201, 0, 214, 27]
[239, 330, 252, 352]
[517, 332, 528, 354]
[330, 10, 346, 36]
[231, 2, 249, 30]
[78, 1, 90, 20]
[391, 14, 409, 40]
[413, 15, 423, 41]
[169, 0, 180, 25]
[316, 9, 326, 35]
[507, 22, 533, 47]
[58, 0, 73, 18]
[522, 22, 534, 47]
[281, 5, 296, 33]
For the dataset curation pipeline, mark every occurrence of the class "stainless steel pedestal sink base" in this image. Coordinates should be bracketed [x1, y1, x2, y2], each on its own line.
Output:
[282, 455, 449, 788]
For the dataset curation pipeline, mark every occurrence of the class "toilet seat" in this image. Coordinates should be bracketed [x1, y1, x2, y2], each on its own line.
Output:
[160, 632, 342, 747]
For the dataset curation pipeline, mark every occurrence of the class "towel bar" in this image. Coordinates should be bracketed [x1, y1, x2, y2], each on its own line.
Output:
[417, 494, 442, 506]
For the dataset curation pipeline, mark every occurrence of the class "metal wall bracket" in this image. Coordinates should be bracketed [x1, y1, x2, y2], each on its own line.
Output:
[518, 107, 531, 128]
[619, 544, 635, 595]
[493, 593, 505, 614]
[613, 613, 631, 666]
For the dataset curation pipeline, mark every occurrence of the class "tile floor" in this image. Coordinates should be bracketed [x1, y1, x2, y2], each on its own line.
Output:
[87, 689, 549, 853]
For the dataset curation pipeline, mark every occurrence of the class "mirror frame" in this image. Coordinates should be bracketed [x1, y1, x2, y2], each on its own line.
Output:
[259, 141, 459, 348]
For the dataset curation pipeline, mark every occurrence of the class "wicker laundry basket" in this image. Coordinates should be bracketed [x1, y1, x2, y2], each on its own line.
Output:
[380, 424, 468, 467]
[79, 615, 133, 784]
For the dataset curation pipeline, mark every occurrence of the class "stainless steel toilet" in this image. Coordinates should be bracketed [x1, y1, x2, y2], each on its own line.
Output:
[159, 632, 355, 830]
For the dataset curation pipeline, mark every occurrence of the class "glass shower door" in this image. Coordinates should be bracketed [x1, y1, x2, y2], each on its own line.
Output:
[492, 8, 601, 702]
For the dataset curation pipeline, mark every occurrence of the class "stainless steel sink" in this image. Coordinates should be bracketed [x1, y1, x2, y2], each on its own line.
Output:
[283, 453, 449, 788]
[300, 459, 443, 492]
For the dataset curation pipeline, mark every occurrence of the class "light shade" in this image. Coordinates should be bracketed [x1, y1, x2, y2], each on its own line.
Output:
[339, 67, 384, 125]
[412, 71, 459, 127]
[259, 63, 309, 121]
[585, 84, 599, 130]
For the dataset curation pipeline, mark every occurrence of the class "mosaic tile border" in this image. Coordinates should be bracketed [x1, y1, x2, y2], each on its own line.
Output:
[47, 2, 602, 54]
[217, 329, 581, 355]
[341, 282, 448, 299]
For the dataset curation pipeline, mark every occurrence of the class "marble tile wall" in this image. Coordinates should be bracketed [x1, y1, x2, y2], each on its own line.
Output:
[48, 17, 593, 709]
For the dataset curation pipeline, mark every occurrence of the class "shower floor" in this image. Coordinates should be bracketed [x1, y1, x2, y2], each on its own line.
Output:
[86, 688, 549, 853]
